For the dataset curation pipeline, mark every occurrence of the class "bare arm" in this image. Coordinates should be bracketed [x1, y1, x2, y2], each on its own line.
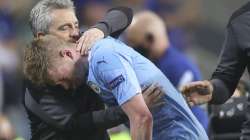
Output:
[121, 94, 153, 140]
[92, 42, 154, 140]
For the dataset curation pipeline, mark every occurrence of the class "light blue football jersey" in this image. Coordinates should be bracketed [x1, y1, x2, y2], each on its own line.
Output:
[87, 37, 208, 140]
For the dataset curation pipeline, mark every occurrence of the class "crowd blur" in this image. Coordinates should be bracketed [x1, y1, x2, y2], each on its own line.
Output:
[0, 0, 249, 140]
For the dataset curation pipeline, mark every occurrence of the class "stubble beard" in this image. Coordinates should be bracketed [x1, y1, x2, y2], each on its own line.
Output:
[72, 57, 89, 88]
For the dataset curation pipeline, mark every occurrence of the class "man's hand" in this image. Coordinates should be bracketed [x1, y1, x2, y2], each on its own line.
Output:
[142, 84, 165, 109]
[181, 80, 213, 106]
[76, 28, 104, 55]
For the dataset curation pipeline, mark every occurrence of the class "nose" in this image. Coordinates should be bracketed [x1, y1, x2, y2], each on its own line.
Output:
[70, 28, 80, 42]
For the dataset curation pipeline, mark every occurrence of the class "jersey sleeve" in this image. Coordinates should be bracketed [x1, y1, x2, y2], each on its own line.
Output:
[93, 49, 141, 105]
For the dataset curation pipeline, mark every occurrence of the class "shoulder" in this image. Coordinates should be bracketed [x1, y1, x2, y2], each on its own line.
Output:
[93, 36, 122, 50]
[90, 37, 115, 62]
[229, 2, 250, 23]
[91, 36, 131, 64]
[90, 46, 122, 74]
[228, 2, 250, 27]
[91, 37, 119, 57]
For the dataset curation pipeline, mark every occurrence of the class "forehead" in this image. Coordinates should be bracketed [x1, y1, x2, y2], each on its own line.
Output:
[50, 9, 78, 25]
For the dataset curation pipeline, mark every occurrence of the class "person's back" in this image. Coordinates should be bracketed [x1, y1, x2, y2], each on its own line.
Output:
[88, 37, 208, 140]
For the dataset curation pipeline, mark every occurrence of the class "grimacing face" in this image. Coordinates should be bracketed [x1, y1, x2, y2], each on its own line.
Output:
[48, 9, 80, 43]
[47, 46, 88, 90]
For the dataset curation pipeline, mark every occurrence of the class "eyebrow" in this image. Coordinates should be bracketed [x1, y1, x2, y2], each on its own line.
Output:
[58, 23, 71, 29]
[58, 22, 79, 29]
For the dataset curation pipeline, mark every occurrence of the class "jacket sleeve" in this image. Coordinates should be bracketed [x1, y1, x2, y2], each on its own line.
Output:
[66, 90, 128, 132]
[92, 6, 133, 38]
[26, 83, 128, 133]
[68, 106, 128, 132]
[210, 11, 250, 104]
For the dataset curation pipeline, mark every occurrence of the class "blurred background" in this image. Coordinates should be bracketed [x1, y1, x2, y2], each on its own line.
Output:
[0, 0, 249, 140]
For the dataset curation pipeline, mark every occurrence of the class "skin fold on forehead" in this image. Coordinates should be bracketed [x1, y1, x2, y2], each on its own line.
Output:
[49, 9, 78, 28]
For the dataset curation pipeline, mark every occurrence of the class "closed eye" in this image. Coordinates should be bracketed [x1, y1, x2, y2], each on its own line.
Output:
[58, 24, 72, 31]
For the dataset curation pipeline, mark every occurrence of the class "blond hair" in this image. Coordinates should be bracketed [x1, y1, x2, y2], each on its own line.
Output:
[23, 35, 68, 86]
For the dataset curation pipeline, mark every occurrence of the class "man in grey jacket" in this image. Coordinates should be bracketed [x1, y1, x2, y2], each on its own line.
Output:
[25, 0, 164, 140]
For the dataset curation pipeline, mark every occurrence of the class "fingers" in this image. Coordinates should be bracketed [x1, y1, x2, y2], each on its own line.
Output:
[181, 80, 211, 96]
[142, 83, 165, 104]
[186, 96, 195, 106]
[185, 96, 198, 106]
[152, 91, 164, 104]
[76, 33, 90, 56]
[149, 88, 165, 109]
[147, 86, 165, 108]
[158, 86, 165, 97]
[77, 35, 91, 56]
[181, 81, 213, 106]
[185, 92, 211, 106]
[76, 28, 104, 56]
[83, 34, 100, 55]
[182, 81, 207, 90]
[151, 87, 164, 101]
[152, 101, 166, 108]
[76, 36, 86, 54]
[150, 87, 161, 99]
[142, 83, 157, 95]
[81, 36, 90, 55]
[77, 33, 99, 56]
[188, 101, 195, 106]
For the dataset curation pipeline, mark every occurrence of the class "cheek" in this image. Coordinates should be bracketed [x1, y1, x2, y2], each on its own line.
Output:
[57, 32, 70, 41]
[50, 30, 70, 41]
[48, 69, 62, 85]
[64, 63, 75, 78]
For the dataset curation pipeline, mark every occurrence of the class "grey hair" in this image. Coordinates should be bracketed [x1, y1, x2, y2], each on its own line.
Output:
[29, 0, 75, 36]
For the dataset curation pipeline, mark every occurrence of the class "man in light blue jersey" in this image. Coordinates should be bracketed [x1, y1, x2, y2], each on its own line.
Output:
[24, 35, 208, 140]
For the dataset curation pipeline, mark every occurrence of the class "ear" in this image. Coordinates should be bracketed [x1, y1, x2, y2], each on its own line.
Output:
[36, 32, 46, 38]
[59, 49, 73, 59]
[145, 33, 154, 45]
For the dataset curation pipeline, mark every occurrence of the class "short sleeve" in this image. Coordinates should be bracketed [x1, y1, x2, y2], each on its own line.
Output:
[94, 50, 141, 105]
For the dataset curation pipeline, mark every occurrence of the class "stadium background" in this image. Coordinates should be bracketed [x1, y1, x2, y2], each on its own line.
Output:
[0, 0, 249, 139]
